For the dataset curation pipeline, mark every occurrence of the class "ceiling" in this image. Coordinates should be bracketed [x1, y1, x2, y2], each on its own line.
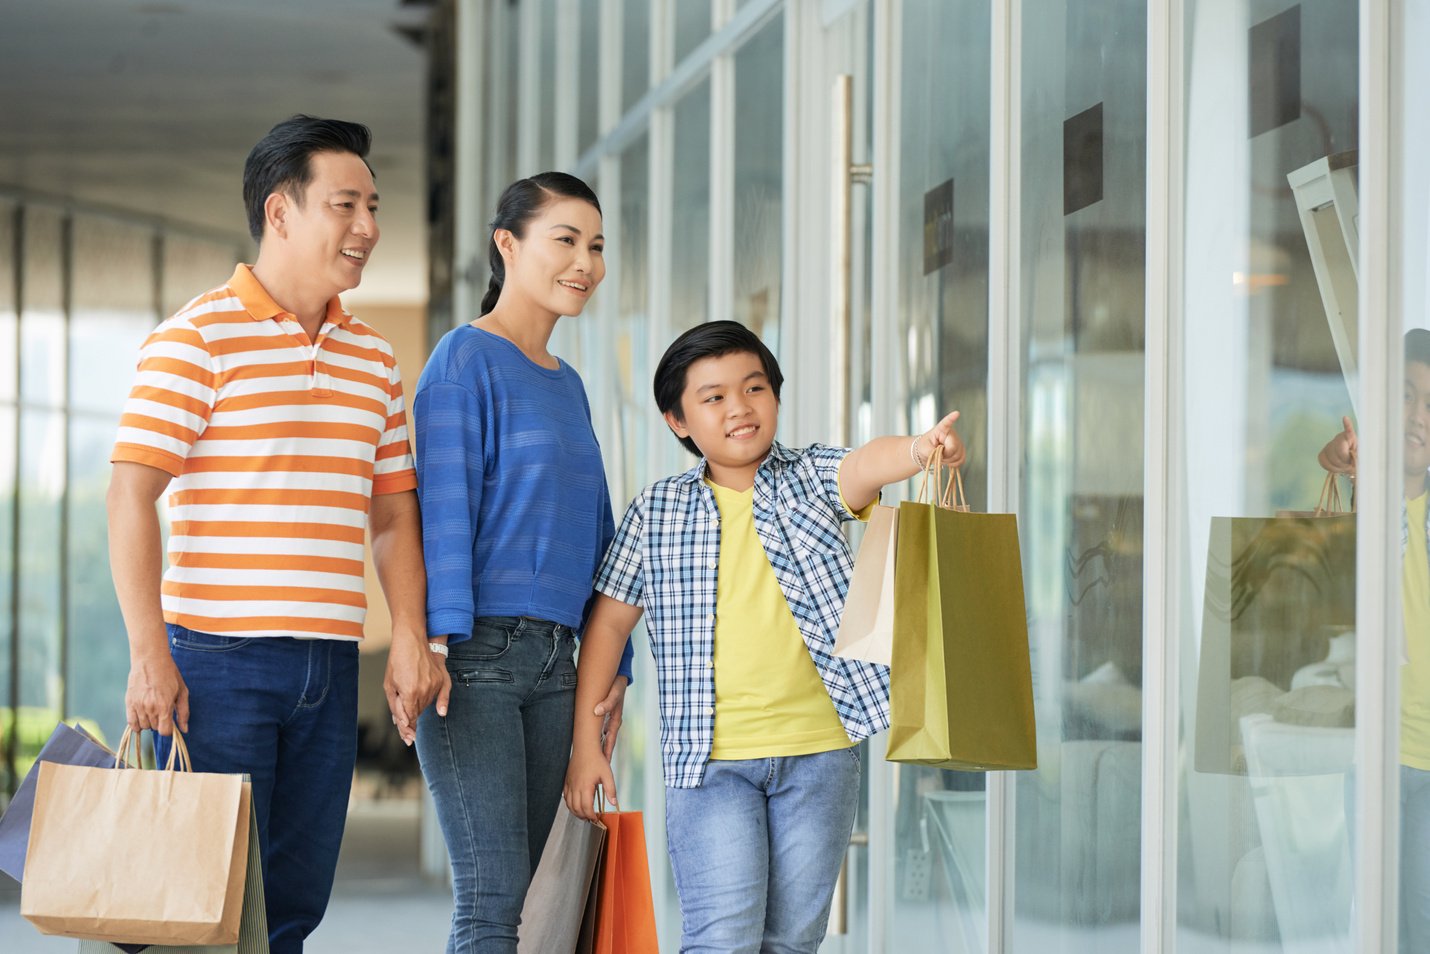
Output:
[0, 0, 432, 305]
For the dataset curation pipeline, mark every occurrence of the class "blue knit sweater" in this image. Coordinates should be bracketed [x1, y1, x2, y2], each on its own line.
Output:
[413, 326, 633, 679]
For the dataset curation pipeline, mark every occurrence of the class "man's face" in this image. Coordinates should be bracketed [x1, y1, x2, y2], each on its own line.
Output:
[278, 150, 379, 294]
[1404, 361, 1430, 478]
[664, 351, 779, 471]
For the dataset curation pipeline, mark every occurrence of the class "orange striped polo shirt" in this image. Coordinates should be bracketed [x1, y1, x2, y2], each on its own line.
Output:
[111, 264, 417, 640]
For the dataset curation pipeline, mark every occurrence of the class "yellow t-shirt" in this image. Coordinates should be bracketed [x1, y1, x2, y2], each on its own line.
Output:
[1402, 492, 1430, 768]
[706, 480, 853, 760]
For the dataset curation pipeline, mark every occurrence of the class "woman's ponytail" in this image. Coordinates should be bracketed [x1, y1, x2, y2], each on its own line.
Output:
[479, 239, 504, 316]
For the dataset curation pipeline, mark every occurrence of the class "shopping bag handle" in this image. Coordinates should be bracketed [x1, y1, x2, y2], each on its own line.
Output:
[113, 725, 192, 773]
[915, 445, 970, 512]
[1314, 472, 1352, 516]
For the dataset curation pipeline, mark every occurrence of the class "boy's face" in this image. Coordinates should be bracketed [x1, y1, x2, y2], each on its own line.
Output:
[1406, 361, 1430, 478]
[665, 350, 779, 471]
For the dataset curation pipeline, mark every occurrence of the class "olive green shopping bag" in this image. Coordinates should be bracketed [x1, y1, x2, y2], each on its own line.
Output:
[885, 457, 1037, 771]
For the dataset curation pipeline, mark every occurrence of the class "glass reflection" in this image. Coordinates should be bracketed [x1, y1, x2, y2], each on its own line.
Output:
[1179, 2, 1359, 950]
[70, 218, 157, 414]
[733, 16, 783, 354]
[671, 79, 711, 332]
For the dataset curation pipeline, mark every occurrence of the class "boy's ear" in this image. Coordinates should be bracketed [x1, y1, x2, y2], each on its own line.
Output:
[663, 408, 689, 439]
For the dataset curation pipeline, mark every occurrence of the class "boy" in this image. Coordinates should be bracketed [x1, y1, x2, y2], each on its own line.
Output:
[564, 320, 964, 952]
[1319, 328, 1430, 953]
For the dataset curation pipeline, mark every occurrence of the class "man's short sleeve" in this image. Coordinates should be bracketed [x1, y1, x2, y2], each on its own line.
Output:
[595, 495, 645, 606]
[373, 354, 418, 495]
[110, 319, 217, 476]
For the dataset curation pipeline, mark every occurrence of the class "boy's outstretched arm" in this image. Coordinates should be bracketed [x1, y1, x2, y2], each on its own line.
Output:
[565, 594, 644, 821]
[839, 410, 966, 511]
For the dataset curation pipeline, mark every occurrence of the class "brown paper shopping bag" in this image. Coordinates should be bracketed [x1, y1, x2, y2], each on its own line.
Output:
[885, 453, 1038, 771]
[835, 504, 899, 667]
[21, 728, 249, 947]
[589, 808, 658, 954]
[517, 801, 608, 954]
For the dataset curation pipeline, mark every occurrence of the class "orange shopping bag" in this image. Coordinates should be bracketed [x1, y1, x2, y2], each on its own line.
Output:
[586, 808, 658, 954]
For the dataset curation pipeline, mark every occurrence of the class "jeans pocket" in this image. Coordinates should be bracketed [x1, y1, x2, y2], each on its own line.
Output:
[458, 617, 518, 661]
[169, 626, 254, 653]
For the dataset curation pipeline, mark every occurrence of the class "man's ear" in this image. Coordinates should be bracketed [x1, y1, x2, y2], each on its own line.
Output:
[263, 192, 290, 241]
[663, 408, 689, 439]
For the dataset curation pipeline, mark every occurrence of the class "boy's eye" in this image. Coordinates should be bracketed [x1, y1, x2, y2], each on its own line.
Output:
[704, 395, 722, 404]
[747, 385, 765, 393]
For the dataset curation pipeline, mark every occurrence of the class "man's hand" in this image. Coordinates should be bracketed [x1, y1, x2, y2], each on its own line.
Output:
[1319, 416, 1358, 475]
[126, 649, 189, 736]
[594, 675, 630, 760]
[384, 634, 450, 746]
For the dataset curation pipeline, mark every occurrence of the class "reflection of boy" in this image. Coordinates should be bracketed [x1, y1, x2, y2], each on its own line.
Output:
[1319, 328, 1430, 952]
[563, 321, 965, 952]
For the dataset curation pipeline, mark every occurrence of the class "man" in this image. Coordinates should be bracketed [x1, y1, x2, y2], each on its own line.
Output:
[106, 115, 447, 953]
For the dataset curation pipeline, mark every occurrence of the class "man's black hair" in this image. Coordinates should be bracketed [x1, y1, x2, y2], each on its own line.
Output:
[653, 320, 783, 457]
[242, 115, 374, 243]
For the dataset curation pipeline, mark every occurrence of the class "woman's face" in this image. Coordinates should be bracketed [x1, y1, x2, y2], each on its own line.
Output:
[498, 197, 605, 317]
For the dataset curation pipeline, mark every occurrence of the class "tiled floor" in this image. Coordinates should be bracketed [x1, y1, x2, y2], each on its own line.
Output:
[1, 797, 453, 954]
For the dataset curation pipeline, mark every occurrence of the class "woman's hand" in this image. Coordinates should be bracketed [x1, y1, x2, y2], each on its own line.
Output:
[594, 675, 629, 760]
[564, 745, 617, 822]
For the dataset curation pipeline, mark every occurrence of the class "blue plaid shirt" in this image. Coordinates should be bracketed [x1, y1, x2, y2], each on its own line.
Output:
[595, 441, 892, 788]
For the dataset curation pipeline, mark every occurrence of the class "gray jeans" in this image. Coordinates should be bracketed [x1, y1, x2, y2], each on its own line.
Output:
[415, 616, 578, 954]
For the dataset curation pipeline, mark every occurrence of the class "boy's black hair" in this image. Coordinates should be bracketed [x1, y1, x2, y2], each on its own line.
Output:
[653, 320, 784, 457]
[243, 115, 374, 243]
[1409, 328, 1430, 369]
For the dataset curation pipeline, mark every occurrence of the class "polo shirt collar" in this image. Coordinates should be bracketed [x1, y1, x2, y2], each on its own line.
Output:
[227, 264, 352, 328]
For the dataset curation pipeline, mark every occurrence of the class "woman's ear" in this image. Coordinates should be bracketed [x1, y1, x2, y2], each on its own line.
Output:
[494, 228, 518, 267]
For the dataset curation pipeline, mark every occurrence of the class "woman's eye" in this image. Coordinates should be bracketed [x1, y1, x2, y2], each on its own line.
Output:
[557, 236, 575, 245]
[592, 245, 605, 254]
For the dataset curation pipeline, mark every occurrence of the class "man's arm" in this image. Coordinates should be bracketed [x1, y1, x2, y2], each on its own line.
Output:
[564, 594, 644, 821]
[371, 489, 449, 746]
[108, 461, 188, 736]
[839, 410, 966, 511]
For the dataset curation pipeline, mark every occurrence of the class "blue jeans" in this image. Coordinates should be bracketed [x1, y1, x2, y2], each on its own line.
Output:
[665, 748, 861, 954]
[154, 625, 358, 954]
[415, 616, 578, 954]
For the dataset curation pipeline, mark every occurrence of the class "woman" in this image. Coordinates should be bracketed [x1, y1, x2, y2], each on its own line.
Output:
[413, 172, 634, 953]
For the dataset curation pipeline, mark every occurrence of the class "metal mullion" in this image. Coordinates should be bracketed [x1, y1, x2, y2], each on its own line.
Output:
[708, 0, 736, 328]
[986, 0, 1019, 947]
[555, 0, 580, 168]
[517, 0, 542, 175]
[1142, 0, 1183, 951]
[1355, 0, 1397, 951]
[57, 214, 71, 723]
[6, 204, 22, 798]
[454, 0, 486, 325]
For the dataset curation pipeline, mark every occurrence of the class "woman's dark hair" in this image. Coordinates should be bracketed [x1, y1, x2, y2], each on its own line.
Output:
[653, 320, 784, 456]
[243, 115, 373, 243]
[480, 172, 602, 316]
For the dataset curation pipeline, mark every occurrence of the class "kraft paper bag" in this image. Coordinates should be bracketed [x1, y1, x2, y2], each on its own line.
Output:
[0, 722, 124, 883]
[885, 456, 1037, 771]
[589, 809, 658, 954]
[20, 728, 249, 947]
[1195, 477, 1355, 776]
[517, 801, 607, 954]
[78, 791, 270, 954]
[835, 504, 899, 667]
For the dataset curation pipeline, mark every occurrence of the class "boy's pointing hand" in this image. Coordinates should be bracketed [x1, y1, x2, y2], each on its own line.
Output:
[921, 410, 966, 469]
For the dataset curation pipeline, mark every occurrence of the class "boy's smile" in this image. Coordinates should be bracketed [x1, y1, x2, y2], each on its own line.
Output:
[665, 350, 779, 489]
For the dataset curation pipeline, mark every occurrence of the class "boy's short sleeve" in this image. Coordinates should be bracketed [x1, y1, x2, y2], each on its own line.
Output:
[595, 495, 645, 605]
[803, 443, 870, 523]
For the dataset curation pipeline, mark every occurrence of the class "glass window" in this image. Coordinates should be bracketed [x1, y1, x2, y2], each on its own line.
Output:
[539, 0, 558, 170]
[1016, 1, 1147, 949]
[622, 0, 650, 113]
[0, 403, 14, 800]
[20, 207, 65, 409]
[578, 0, 601, 156]
[0, 201, 15, 403]
[675, 0, 712, 63]
[671, 79, 711, 332]
[890, 0, 991, 946]
[733, 14, 783, 352]
[1178, 2, 1359, 949]
[70, 218, 157, 415]
[162, 234, 240, 320]
[18, 407, 63, 716]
